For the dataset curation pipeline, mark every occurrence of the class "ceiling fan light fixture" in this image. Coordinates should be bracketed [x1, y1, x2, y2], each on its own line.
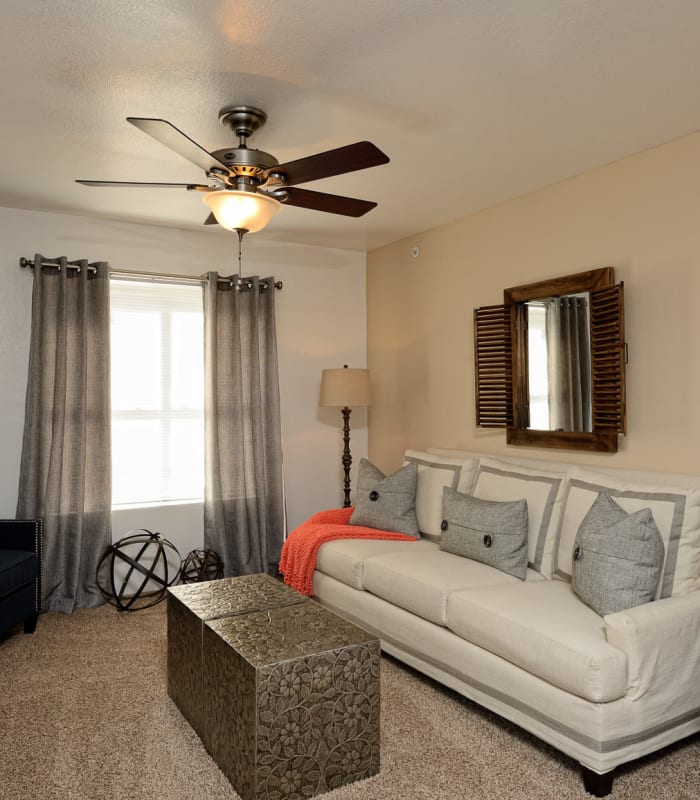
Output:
[202, 189, 282, 233]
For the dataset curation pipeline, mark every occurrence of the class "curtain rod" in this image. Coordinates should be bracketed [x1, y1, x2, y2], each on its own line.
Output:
[18, 257, 283, 291]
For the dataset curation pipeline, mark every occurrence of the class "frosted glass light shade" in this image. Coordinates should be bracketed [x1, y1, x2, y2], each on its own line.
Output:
[320, 367, 371, 408]
[202, 190, 282, 232]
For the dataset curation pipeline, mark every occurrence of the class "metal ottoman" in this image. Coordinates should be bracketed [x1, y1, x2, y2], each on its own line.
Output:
[167, 574, 380, 800]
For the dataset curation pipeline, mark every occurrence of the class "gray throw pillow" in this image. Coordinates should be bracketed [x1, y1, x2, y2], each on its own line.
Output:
[572, 493, 664, 616]
[439, 487, 528, 580]
[349, 459, 419, 537]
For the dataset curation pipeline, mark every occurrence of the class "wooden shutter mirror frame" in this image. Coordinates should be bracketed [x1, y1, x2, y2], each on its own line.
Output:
[474, 267, 627, 453]
[474, 304, 513, 428]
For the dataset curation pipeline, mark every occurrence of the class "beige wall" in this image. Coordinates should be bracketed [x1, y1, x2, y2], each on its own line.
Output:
[367, 130, 700, 475]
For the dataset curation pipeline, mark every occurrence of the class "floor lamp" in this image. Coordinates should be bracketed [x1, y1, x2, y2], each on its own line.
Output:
[320, 365, 371, 508]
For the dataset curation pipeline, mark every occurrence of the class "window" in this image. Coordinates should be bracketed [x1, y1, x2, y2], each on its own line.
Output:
[110, 279, 204, 507]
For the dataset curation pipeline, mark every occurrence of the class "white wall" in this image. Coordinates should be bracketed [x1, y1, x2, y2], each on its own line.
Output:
[0, 206, 367, 556]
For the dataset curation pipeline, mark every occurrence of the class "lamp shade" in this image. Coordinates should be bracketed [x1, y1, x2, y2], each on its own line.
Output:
[202, 190, 282, 232]
[320, 367, 371, 408]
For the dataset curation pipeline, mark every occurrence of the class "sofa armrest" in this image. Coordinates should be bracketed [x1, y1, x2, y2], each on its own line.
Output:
[0, 519, 42, 555]
[605, 591, 700, 702]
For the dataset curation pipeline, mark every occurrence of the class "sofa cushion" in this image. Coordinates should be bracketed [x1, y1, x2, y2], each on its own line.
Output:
[403, 450, 478, 540]
[471, 457, 566, 577]
[555, 466, 700, 598]
[446, 580, 628, 702]
[572, 493, 665, 616]
[440, 488, 528, 580]
[315, 537, 439, 591]
[362, 548, 544, 626]
[349, 459, 419, 537]
[0, 550, 38, 599]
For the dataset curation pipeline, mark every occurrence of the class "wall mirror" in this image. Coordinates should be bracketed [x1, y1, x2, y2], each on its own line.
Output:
[474, 267, 626, 453]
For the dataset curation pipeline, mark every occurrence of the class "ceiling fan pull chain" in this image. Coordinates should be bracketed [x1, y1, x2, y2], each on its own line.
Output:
[235, 228, 247, 287]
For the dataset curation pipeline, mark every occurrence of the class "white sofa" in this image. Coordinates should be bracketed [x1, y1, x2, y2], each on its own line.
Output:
[311, 449, 700, 796]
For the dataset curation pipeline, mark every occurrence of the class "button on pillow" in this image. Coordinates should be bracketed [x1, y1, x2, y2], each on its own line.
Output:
[349, 459, 419, 537]
[572, 493, 665, 616]
[439, 487, 528, 580]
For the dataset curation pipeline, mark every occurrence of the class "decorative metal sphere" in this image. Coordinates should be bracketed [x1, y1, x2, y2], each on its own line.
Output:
[180, 548, 224, 583]
[96, 530, 181, 611]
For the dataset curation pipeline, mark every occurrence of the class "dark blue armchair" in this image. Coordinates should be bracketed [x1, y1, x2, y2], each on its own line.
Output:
[0, 519, 42, 637]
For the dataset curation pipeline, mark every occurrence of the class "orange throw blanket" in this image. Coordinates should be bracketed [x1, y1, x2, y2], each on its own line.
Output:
[279, 507, 416, 597]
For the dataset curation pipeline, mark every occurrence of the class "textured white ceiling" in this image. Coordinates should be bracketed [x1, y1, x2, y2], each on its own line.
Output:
[2, 1, 700, 251]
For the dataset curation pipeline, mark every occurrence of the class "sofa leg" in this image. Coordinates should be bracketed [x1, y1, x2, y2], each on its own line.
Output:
[23, 614, 38, 634]
[581, 766, 614, 796]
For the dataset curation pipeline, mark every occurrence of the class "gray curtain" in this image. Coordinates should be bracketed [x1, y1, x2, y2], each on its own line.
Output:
[16, 255, 112, 613]
[546, 295, 592, 432]
[203, 273, 284, 576]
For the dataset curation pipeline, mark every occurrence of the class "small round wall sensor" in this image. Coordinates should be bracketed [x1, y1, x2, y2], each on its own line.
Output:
[410, 245, 420, 258]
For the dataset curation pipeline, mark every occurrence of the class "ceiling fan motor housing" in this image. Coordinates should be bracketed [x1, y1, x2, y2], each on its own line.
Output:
[210, 146, 279, 176]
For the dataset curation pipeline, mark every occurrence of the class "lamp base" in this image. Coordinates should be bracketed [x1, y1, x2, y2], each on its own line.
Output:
[342, 407, 352, 508]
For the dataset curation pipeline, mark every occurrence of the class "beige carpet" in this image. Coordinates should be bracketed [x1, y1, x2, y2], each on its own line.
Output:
[1, 603, 698, 800]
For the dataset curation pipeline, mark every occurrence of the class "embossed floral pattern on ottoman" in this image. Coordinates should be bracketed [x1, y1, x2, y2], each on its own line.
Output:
[204, 600, 380, 799]
[167, 574, 307, 739]
[168, 575, 380, 800]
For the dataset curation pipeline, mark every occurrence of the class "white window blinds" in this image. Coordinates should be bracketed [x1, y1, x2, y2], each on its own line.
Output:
[110, 279, 204, 507]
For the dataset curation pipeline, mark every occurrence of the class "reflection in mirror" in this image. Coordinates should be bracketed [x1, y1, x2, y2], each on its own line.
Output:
[526, 294, 591, 432]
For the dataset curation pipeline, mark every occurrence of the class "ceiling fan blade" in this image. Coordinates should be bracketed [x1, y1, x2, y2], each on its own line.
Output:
[76, 180, 209, 189]
[269, 141, 389, 187]
[203, 213, 218, 225]
[126, 117, 230, 174]
[280, 187, 377, 217]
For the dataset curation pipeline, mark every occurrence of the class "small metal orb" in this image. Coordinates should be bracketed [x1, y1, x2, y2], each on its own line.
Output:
[96, 530, 181, 612]
[180, 548, 224, 583]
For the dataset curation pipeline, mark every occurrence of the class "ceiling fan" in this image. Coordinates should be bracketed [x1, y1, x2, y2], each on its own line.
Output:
[76, 105, 390, 232]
